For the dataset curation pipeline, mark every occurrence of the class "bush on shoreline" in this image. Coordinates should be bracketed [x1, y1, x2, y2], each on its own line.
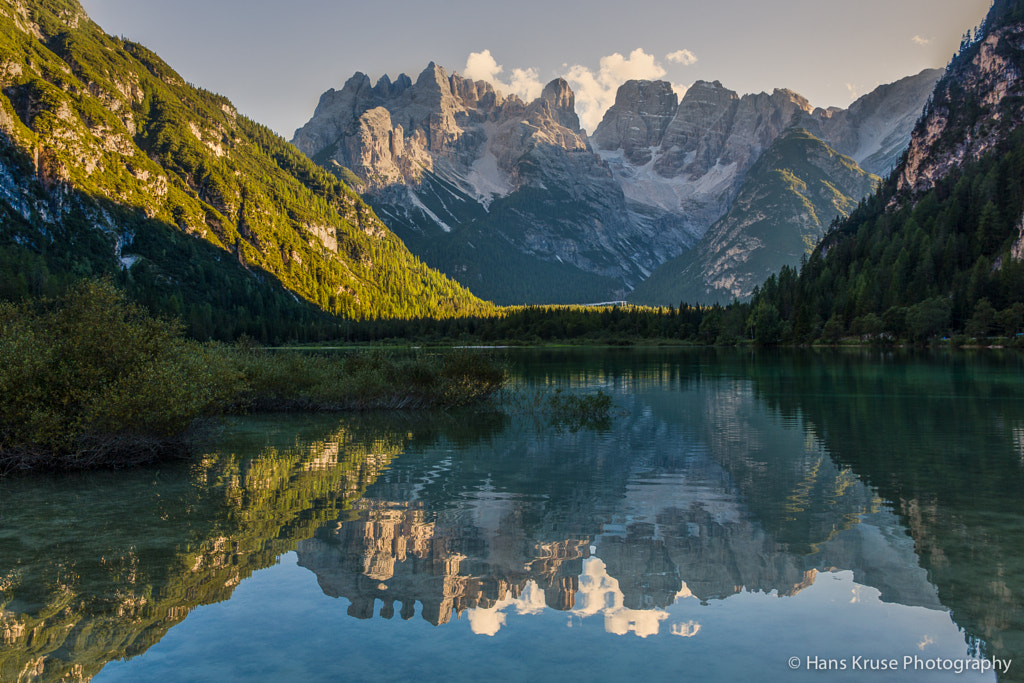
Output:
[0, 281, 507, 473]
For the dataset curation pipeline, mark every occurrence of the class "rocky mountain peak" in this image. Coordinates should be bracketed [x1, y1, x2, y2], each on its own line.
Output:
[795, 68, 942, 176]
[686, 80, 734, 99]
[370, 73, 412, 99]
[450, 73, 506, 112]
[540, 78, 578, 128]
[345, 71, 373, 93]
[406, 62, 464, 124]
[592, 80, 678, 164]
[293, 63, 597, 193]
[592, 69, 941, 245]
[772, 88, 812, 112]
[415, 61, 448, 91]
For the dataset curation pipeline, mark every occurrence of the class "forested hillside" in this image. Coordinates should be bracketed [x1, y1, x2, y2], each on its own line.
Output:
[746, 0, 1024, 344]
[0, 0, 491, 340]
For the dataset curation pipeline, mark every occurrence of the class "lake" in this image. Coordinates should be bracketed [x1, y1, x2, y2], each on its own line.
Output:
[2, 348, 1023, 681]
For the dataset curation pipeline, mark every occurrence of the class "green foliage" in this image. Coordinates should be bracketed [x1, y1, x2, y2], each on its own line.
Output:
[0, 280, 508, 472]
[332, 302, 714, 345]
[0, 0, 492, 337]
[996, 302, 1024, 336]
[749, 123, 1024, 345]
[229, 348, 507, 411]
[748, 301, 782, 346]
[0, 280, 234, 469]
[965, 298, 997, 338]
[905, 297, 952, 342]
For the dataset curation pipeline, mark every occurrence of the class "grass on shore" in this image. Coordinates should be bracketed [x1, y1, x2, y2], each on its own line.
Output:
[0, 281, 507, 473]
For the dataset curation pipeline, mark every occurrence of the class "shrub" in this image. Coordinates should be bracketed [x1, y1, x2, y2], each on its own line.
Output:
[0, 280, 235, 470]
[0, 281, 509, 472]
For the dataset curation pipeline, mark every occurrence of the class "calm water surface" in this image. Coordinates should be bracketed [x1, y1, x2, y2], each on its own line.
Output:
[2, 349, 1024, 681]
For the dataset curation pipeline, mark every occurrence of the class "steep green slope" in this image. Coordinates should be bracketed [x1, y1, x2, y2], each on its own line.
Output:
[0, 0, 491, 338]
[630, 129, 878, 306]
[750, 0, 1024, 343]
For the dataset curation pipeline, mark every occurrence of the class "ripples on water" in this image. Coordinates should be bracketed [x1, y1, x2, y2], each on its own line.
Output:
[1, 348, 1022, 681]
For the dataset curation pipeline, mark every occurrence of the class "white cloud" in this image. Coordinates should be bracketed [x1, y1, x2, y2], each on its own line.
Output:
[666, 49, 698, 66]
[463, 50, 543, 102]
[464, 49, 503, 83]
[912, 35, 931, 46]
[507, 66, 544, 101]
[464, 47, 682, 133]
[844, 82, 859, 99]
[564, 48, 667, 132]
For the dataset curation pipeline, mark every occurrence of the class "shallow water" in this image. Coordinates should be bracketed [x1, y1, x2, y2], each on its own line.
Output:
[2, 348, 1023, 681]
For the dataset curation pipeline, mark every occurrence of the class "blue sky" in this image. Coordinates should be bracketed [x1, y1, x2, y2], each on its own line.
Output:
[79, 0, 992, 136]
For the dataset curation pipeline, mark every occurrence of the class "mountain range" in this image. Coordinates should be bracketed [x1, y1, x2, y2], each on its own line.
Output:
[0, 0, 1006, 333]
[292, 67, 649, 303]
[294, 66, 939, 304]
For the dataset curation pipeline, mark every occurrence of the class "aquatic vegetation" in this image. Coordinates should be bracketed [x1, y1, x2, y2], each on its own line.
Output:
[229, 347, 508, 412]
[498, 386, 616, 431]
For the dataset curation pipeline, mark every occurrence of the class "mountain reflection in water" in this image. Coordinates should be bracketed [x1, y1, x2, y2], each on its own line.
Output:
[294, 399, 939, 638]
[1, 349, 1021, 681]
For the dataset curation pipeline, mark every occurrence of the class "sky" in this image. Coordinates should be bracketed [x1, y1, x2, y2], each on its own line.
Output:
[78, 0, 993, 137]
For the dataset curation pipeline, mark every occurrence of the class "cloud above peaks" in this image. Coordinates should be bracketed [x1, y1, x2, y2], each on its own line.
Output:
[464, 49, 502, 83]
[666, 49, 698, 66]
[463, 50, 543, 102]
[564, 48, 667, 132]
[912, 35, 931, 46]
[507, 67, 544, 101]
[463, 47, 693, 133]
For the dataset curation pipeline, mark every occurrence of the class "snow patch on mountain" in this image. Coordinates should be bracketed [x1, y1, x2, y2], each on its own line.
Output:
[465, 149, 513, 209]
[598, 148, 738, 236]
[407, 187, 453, 233]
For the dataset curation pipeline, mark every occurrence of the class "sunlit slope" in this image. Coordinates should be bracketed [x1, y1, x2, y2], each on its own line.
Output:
[0, 0, 491, 332]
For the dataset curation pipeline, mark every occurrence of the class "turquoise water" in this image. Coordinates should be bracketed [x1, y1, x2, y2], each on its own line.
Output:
[2, 349, 1023, 681]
